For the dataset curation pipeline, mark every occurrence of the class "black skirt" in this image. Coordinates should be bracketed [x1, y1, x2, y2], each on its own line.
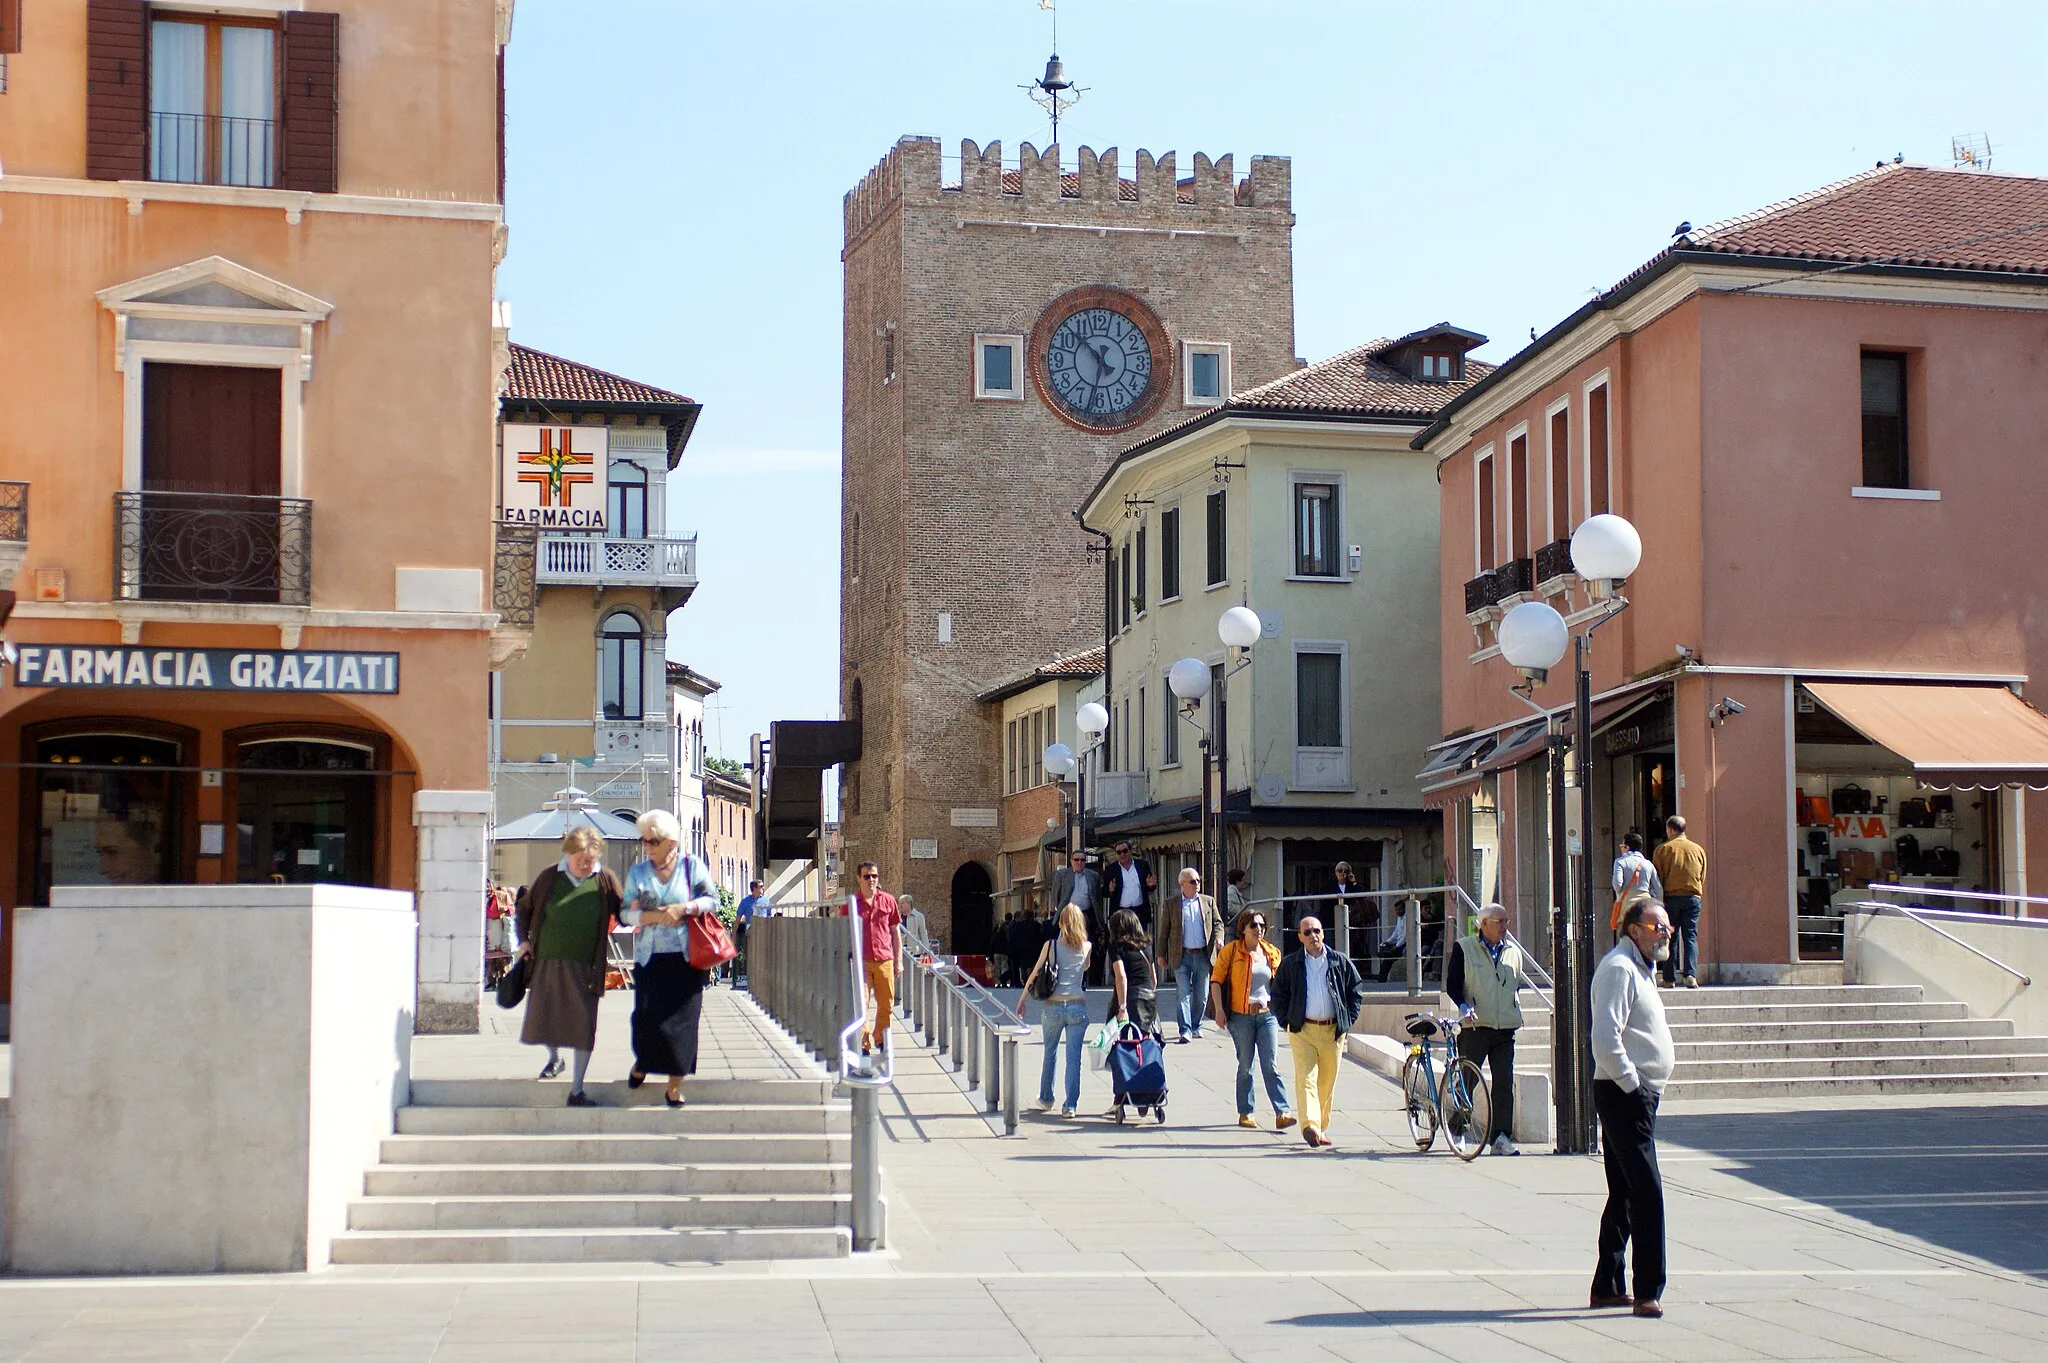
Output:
[631, 950, 707, 1077]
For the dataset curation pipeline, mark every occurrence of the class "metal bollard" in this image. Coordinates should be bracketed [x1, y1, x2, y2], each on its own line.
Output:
[985, 1023, 1002, 1113]
[936, 975, 950, 1055]
[951, 994, 966, 1072]
[1405, 897, 1422, 999]
[849, 1080, 883, 1251]
[1000, 1031, 1022, 1134]
[965, 1008, 981, 1088]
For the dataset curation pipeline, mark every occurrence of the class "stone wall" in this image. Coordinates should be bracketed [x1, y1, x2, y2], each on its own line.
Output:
[414, 788, 492, 1032]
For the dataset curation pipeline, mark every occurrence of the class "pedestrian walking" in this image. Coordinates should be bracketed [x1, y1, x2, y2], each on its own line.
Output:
[1107, 908, 1160, 1037]
[734, 878, 768, 983]
[1224, 868, 1248, 918]
[845, 862, 902, 1063]
[1153, 867, 1221, 1043]
[1610, 832, 1661, 941]
[1313, 859, 1361, 937]
[1021, 903, 1091, 1118]
[1590, 899, 1676, 1319]
[1268, 915, 1363, 1147]
[1651, 816, 1707, 987]
[1210, 907, 1296, 1131]
[621, 810, 720, 1109]
[1446, 902, 1527, 1155]
[1375, 908, 1407, 982]
[1052, 851, 1100, 926]
[1101, 841, 1158, 933]
[515, 827, 624, 1107]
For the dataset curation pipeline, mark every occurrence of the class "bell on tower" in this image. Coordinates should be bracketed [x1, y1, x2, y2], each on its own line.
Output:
[1023, 1, 1083, 147]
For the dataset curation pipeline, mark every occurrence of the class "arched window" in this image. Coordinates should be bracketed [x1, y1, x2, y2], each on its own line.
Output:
[600, 611, 644, 720]
[609, 460, 647, 539]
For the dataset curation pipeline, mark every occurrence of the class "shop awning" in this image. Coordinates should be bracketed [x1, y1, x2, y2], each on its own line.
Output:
[1803, 683, 2048, 790]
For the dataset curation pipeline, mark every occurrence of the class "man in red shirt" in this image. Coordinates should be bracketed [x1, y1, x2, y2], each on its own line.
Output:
[849, 862, 901, 1057]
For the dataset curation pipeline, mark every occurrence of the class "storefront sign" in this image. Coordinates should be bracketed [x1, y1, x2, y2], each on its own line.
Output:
[503, 423, 609, 530]
[9, 646, 399, 694]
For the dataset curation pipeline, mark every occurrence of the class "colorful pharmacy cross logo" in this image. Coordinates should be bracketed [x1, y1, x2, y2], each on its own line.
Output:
[515, 427, 595, 507]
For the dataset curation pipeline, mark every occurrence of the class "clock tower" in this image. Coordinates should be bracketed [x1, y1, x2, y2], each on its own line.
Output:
[839, 135, 1295, 948]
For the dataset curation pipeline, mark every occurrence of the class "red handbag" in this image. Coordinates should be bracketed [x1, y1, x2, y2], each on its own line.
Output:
[687, 913, 737, 971]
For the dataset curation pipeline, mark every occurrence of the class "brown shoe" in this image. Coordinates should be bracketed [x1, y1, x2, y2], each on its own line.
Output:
[1301, 1124, 1319, 1147]
[1275, 1113, 1298, 1130]
[1589, 1293, 1633, 1309]
[1238, 1115, 1257, 1129]
[1632, 1300, 1663, 1319]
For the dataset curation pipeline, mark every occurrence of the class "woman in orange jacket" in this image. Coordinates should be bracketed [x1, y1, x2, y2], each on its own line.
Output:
[1209, 907, 1296, 1131]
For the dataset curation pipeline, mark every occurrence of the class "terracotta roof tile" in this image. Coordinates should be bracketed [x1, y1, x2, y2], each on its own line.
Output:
[1679, 163, 2048, 275]
[1228, 336, 1494, 418]
[505, 343, 696, 408]
[975, 646, 1105, 704]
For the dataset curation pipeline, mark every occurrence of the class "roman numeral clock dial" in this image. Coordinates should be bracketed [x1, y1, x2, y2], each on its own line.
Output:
[1029, 286, 1173, 433]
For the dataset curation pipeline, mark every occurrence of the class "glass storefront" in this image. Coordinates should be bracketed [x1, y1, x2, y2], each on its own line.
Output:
[234, 737, 377, 885]
[32, 730, 185, 902]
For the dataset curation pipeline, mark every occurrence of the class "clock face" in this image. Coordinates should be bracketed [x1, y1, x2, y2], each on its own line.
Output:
[1045, 308, 1153, 426]
[1029, 287, 1172, 433]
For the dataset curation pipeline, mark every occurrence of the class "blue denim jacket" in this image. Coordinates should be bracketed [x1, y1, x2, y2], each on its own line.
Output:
[621, 855, 719, 966]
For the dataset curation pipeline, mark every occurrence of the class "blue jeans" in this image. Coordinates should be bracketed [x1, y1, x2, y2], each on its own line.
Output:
[1227, 1009, 1291, 1117]
[1037, 999, 1089, 1110]
[1174, 952, 1213, 1038]
[1664, 896, 1702, 983]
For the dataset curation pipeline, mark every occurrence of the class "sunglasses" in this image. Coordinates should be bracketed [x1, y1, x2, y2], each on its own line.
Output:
[860, 872, 880, 880]
[640, 837, 665, 846]
[1249, 920, 1267, 930]
[1301, 927, 1323, 936]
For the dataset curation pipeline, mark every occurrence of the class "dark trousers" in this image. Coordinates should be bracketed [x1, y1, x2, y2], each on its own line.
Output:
[1457, 1024, 1516, 1142]
[1663, 895, 1701, 983]
[1591, 1078, 1666, 1305]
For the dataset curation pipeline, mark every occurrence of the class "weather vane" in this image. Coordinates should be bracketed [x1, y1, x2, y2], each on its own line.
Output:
[1023, 0, 1084, 147]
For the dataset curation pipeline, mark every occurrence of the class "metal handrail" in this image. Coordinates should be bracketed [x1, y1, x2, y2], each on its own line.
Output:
[1864, 882, 2048, 915]
[899, 917, 1033, 1132]
[1844, 898, 2033, 987]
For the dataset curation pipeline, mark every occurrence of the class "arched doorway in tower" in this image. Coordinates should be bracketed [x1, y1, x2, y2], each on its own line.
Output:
[950, 861, 995, 955]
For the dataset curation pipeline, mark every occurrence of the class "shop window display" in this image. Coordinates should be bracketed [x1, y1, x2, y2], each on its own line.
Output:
[33, 732, 184, 902]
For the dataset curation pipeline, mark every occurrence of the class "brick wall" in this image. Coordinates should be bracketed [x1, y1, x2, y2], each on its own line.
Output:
[840, 135, 1295, 943]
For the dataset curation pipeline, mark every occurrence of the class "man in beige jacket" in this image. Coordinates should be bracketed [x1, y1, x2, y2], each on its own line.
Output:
[1153, 867, 1222, 1043]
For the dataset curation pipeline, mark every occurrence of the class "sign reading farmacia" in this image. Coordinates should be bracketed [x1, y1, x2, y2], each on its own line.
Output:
[503, 423, 610, 530]
[10, 646, 400, 693]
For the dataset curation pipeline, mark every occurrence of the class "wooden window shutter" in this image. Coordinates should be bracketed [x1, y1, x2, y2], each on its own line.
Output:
[2, 0, 25, 55]
[85, 0, 149, 182]
[279, 11, 340, 193]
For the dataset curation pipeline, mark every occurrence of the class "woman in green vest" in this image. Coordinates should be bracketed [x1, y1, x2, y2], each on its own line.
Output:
[516, 826, 625, 1106]
[1445, 902, 1527, 1156]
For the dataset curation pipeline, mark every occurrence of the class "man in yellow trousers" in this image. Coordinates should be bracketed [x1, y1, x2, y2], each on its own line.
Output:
[1268, 915, 1366, 1147]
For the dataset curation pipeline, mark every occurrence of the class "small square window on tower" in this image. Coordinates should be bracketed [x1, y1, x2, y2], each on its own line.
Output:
[1183, 341, 1230, 407]
[973, 333, 1025, 400]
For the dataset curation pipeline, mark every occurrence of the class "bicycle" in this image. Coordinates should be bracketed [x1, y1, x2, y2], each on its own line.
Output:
[1399, 1011, 1493, 1161]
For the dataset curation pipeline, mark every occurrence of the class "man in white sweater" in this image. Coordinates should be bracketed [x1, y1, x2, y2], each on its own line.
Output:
[1589, 899, 1677, 1320]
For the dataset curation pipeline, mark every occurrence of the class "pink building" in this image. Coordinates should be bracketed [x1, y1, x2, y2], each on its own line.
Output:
[1418, 164, 2048, 980]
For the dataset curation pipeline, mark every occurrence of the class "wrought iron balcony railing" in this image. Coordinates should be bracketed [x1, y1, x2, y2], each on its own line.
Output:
[1493, 556, 1534, 599]
[115, 490, 310, 606]
[492, 521, 537, 628]
[1463, 570, 1496, 615]
[1533, 537, 1575, 585]
[0, 480, 25, 542]
[150, 111, 276, 188]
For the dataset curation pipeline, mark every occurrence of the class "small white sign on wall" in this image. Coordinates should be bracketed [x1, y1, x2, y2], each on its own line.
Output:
[909, 838, 940, 860]
[950, 808, 999, 828]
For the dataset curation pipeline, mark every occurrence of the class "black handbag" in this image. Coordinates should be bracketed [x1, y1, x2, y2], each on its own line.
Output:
[1894, 833, 1922, 875]
[1929, 794, 1955, 816]
[1807, 830, 1829, 856]
[1028, 939, 1058, 1001]
[1898, 798, 1932, 828]
[495, 953, 530, 1009]
[1926, 845, 1962, 877]
[1832, 783, 1870, 814]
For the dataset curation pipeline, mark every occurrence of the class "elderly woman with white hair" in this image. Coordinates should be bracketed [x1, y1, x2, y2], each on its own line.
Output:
[621, 809, 720, 1107]
[516, 826, 624, 1106]
[1445, 901, 1528, 1155]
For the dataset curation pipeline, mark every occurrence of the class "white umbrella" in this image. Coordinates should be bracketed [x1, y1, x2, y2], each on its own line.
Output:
[491, 785, 641, 842]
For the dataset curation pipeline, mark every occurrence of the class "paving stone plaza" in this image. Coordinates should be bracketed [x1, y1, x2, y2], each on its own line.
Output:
[0, 991, 2044, 1361]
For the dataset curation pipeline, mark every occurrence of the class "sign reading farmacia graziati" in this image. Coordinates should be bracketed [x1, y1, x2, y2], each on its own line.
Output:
[9, 646, 400, 693]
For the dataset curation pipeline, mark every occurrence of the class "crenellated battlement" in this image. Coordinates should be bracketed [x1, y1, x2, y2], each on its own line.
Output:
[844, 135, 1291, 244]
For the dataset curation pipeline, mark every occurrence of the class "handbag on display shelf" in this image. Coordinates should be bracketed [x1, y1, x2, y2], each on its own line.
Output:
[1805, 795, 1833, 826]
[1929, 794, 1955, 816]
[1925, 845, 1963, 877]
[1897, 798, 1932, 828]
[1831, 783, 1871, 814]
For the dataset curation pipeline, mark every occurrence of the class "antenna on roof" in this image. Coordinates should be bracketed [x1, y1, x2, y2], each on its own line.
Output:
[1952, 134, 1993, 171]
[1023, 0, 1084, 148]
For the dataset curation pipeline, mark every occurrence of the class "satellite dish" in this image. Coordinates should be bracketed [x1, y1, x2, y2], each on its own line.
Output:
[1256, 773, 1285, 801]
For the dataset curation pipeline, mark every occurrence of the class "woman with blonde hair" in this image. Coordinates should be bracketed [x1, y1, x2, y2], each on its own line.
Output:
[516, 825, 624, 1106]
[621, 809, 720, 1108]
[1021, 902, 1091, 1118]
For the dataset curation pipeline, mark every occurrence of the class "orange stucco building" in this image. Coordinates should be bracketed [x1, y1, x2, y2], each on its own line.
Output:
[1418, 165, 2048, 980]
[0, 0, 519, 1031]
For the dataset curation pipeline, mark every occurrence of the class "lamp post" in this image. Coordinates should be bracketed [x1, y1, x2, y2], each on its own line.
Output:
[1166, 657, 1213, 891]
[1215, 606, 1263, 900]
[1043, 741, 1078, 868]
[1493, 514, 1642, 1155]
[1073, 701, 1110, 860]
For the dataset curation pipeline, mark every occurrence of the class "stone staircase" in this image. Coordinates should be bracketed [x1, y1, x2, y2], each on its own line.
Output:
[329, 1076, 852, 1265]
[1512, 983, 2048, 1100]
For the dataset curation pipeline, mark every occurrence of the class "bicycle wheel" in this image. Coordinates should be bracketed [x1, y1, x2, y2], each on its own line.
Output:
[1440, 1058, 1493, 1162]
[1400, 1052, 1438, 1151]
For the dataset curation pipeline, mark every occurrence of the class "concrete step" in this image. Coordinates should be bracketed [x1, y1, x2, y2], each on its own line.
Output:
[1666, 1070, 2048, 1101]
[364, 1162, 850, 1198]
[1675, 1035, 2048, 1063]
[348, 1193, 848, 1232]
[1672, 1052, 2048, 1082]
[395, 1104, 849, 1136]
[378, 1133, 847, 1166]
[1666, 1017, 2017, 1044]
[1659, 1001, 1971, 1026]
[407, 1078, 835, 1108]
[328, 1224, 851, 1264]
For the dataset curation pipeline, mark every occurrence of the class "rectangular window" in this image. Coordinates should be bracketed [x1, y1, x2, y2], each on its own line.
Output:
[1121, 697, 1132, 772]
[608, 461, 648, 539]
[1159, 507, 1181, 599]
[1508, 433, 1529, 560]
[150, 15, 277, 187]
[1205, 490, 1227, 586]
[1031, 709, 1044, 787]
[1183, 341, 1230, 405]
[974, 333, 1024, 400]
[1119, 541, 1132, 630]
[1162, 683, 1180, 766]
[1006, 718, 1017, 794]
[1296, 651, 1343, 748]
[1476, 451, 1496, 571]
[1137, 686, 1147, 772]
[1861, 352, 1908, 489]
[1587, 385, 1611, 517]
[1421, 353, 1457, 380]
[1548, 407, 1570, 541]
[1135, 526, 1147, 613]
[1294, 481, 1340, 577]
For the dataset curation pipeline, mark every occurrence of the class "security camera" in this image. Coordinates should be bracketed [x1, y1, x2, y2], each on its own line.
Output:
[1721, 698, 1745, 715]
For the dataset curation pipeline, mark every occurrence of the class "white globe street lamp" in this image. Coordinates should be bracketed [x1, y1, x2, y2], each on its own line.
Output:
[1075, 701, 1110, 736]
[1042, 742, 1076, 778]
[1166, 656, 1212, 702]
[1497, 600, 1570, 686]
[1571, 513, 1643, 599]
[1218, 605, 1263, 650]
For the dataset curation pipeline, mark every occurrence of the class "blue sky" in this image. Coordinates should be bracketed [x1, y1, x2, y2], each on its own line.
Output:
[500, 0, 2048, 760]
